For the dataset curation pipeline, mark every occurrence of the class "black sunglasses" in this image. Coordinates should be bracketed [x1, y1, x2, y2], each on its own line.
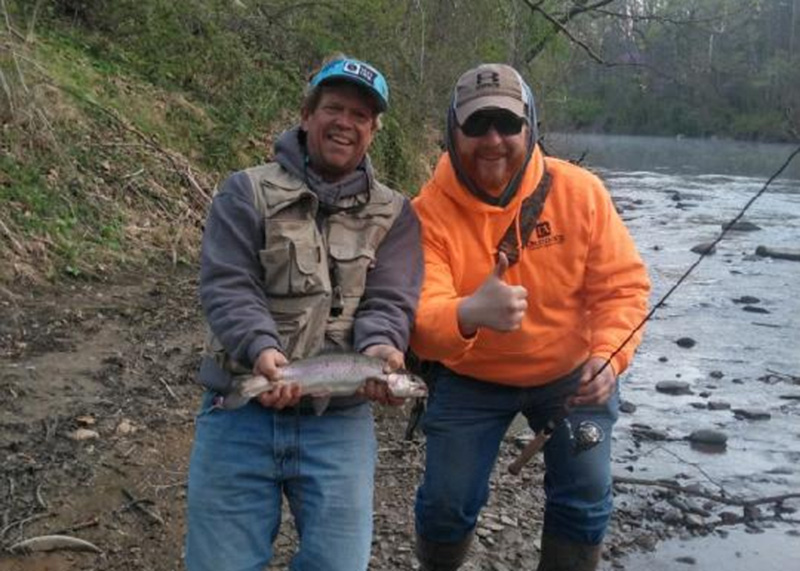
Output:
[459, 112, 526, 138]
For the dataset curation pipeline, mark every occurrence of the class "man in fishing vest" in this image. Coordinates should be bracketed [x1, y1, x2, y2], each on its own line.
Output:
[410, 64, 651, 570]
[185, 55, 423, 571]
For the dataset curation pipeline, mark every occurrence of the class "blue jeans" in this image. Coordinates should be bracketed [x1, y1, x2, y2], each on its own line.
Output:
[415, 365, 618, 546]
[185, 392, 377, 571]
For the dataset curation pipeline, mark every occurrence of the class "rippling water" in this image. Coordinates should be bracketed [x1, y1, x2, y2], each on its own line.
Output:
[548, 133, 800, 569]
[546, 133, 800, 180]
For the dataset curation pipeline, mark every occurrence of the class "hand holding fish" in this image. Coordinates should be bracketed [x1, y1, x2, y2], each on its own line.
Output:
[220, 351, 427, 413]
[253, 347, 302, 409]
[360, 344, 406, 406]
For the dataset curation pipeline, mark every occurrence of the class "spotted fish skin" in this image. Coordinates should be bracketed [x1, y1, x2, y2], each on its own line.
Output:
[218, 352, 427, 413]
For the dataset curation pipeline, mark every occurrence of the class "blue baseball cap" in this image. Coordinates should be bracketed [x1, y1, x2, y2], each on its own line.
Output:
[309, 58, 389, 112]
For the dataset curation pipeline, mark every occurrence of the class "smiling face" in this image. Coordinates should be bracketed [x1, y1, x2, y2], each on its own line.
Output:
[301, 83, 379, 182]
[454, 111, 529, 197]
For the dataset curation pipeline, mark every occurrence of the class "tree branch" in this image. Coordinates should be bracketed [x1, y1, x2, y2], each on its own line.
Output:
[529, 2, 605, 64]
[523, 0, 615, 63]
[614, 475, 800, 507]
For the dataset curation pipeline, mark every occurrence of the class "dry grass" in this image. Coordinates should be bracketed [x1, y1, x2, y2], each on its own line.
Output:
[0, 17, 212, 285]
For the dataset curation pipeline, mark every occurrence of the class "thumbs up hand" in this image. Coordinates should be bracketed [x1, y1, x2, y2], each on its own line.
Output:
[457, 252, 528, 336]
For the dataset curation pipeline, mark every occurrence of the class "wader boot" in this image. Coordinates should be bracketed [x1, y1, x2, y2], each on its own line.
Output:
[536, 533, 601, 571]
[416, 532, 473, 571]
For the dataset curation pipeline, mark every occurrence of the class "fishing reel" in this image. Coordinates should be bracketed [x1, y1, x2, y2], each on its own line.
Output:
[564, 419, 605, 454]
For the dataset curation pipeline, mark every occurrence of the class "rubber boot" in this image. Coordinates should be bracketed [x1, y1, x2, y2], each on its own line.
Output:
[415, 532, 474, 571]
[536, 533, 602, 571]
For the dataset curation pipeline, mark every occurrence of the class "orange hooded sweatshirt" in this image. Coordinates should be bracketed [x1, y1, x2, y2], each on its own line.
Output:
[410, 146, 651, 386]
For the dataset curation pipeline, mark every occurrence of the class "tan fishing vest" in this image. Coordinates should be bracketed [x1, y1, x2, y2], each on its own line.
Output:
[206, 162, 404, 375]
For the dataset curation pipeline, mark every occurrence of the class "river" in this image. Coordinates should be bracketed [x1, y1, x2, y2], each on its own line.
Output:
[548, 133, 800, 570]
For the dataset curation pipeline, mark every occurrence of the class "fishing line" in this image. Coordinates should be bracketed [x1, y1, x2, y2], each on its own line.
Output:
[510, 144, 800, 471]
[600, 144, 800, 377]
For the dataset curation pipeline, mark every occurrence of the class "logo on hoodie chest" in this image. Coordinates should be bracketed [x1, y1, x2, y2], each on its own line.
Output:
[524, 221, 564, 250]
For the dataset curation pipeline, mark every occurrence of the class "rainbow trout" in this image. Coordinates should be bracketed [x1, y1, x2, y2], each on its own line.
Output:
[216, 352, 427, 414]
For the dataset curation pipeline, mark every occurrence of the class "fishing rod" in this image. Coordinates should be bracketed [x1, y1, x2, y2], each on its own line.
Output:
[508, 144, 800, 476]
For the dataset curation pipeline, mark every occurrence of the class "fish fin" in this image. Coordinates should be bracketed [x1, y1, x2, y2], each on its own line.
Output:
[311, 395, 331, 416]
[219, 394, 249, 410]
[222, 375, 273, 410]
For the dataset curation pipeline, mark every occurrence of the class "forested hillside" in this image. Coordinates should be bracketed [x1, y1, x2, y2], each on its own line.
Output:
[1, 0, 798, 283]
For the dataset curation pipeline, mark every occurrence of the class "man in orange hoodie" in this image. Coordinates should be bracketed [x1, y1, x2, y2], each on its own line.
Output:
[411, 64, 650, 571]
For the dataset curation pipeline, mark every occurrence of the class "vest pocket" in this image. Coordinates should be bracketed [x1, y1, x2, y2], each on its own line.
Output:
[328, 247, 374, 295]
[267, 296, 329, 359]
[260, 220, 326, 296]
[326, 244, 374, 348]
[327, 221, 377, 295]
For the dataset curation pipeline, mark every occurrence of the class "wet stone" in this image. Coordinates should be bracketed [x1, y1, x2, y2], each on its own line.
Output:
[755, 245, 800, 262]
[709, 370, 724, 379]
[687, 429, 728, 447]
[683, 513, 705, 528]
[745, 524, 765, 534]
[668, 496, 690, 511]
[633, 534, 657, 551]
[658, 356, 669, 362]
[733, 408, 771, 420]
[684, 499, 712, 517]
[689, 402, 707, 409]
[766, 466, 794, 476]
[675, 555, 697, 565]
[691, 242, 716, 255]
[619, 400, 637, 414]
[732, 295, 760, 304]
[744, 505, 762, 520]
[722, 220, 761, 232]
[656, 381, 693, 395]
[663, 509, 683, 525]
[632, 426, 669, 441]
[675, 337, 696, 348]
[707, 401, 731, 410]
[742, 305, 770, 314]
